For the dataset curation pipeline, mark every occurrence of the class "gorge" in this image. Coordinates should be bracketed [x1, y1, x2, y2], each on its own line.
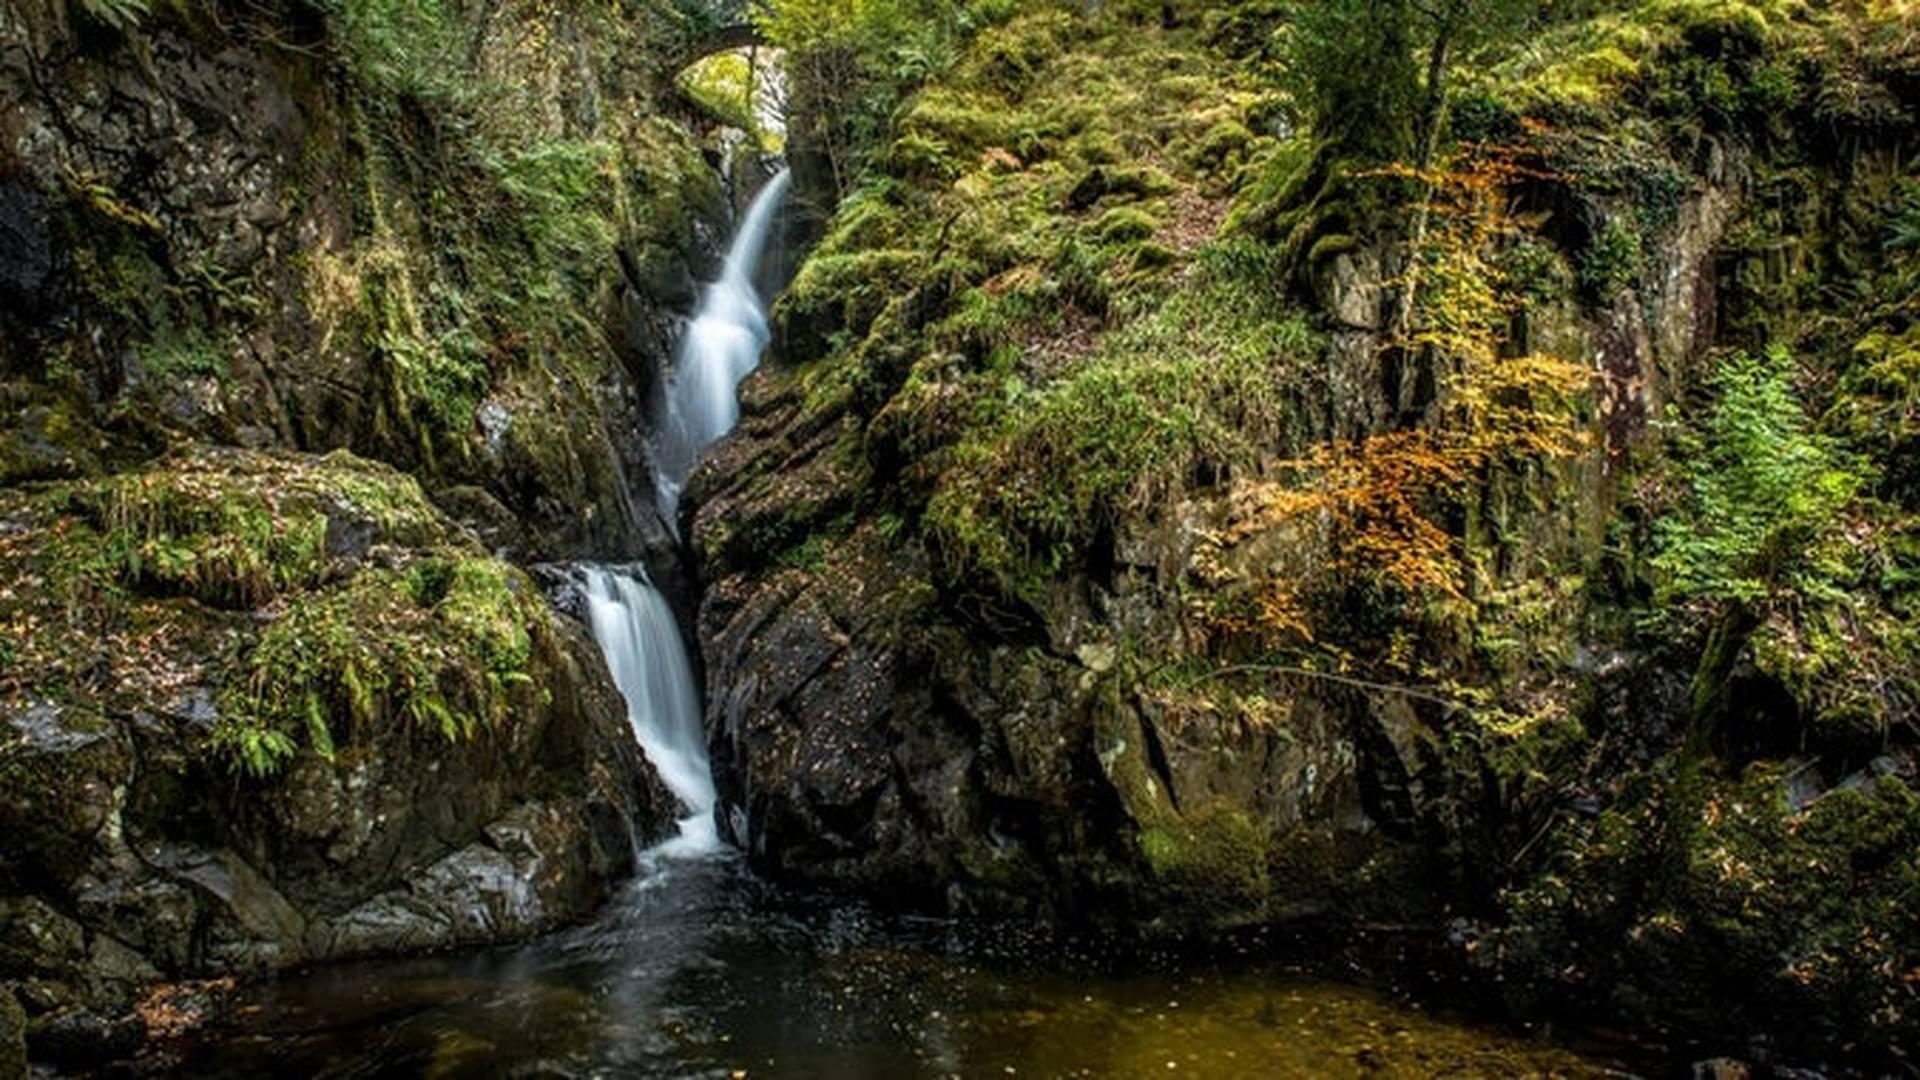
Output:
[4, 0, 1919, 1076]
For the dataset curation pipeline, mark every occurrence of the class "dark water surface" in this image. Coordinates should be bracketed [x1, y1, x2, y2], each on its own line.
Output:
[178, 856, 1625, 1078]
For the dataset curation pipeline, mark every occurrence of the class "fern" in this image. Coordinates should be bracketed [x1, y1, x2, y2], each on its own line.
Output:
[1651, 345, 1866, 609]
[1887, 181, 1920, 253]
[73, 0, 150, 30]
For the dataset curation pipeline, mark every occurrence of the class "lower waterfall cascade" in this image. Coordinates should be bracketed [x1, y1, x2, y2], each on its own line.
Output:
[581, 565, 717, 858]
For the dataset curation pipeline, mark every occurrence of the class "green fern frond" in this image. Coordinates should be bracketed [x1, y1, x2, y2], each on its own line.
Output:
[73, 0, 150, 31]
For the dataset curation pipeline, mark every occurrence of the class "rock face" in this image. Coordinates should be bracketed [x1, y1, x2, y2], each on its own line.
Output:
[691, 5, 1919, 1064]
[0, 0, 732, 568]
[693, 370, 1432, 929]
[0, 5, 746, 1063]
[0, 448, 678, 1069]
[0, 987, 22, 1080]
[690, 171, 1738, 933]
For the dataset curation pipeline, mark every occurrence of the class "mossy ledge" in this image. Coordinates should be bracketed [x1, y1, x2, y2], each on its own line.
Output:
[1, 446, 673, 1068]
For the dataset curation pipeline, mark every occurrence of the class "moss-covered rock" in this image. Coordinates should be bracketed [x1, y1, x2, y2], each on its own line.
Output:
[698, 6, 1919, 1069]
[0, 446, 674, 1071]
[1492, 762, 1920, 1064]
[1, 0, 730, 565]
[1138, 807, 1270, 920]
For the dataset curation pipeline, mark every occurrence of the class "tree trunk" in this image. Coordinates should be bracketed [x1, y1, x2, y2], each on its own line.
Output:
[1388, 20, 1455, 348]
[1686, 601, 1760, 758]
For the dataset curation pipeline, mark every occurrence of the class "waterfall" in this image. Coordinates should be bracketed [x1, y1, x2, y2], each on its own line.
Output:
[575, 172, 792, 862]
[652, 168, 793, 527]
[581, 566, 718, 859]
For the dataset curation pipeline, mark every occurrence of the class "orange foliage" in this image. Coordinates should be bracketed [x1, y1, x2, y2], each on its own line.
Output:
[136, 977, 236, 1041]
[1209, 144, 1589, 639]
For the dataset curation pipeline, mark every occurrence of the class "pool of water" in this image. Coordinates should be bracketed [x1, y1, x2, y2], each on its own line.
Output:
[176, 856, 1626, 1078]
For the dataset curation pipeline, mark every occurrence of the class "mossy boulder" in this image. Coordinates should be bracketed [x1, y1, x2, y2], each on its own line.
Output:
[0, 390, 107, 487]
[1493, 762, 1920, 1064]
[1138, 807, 1271, 920]
[0, 447, 674, 1071]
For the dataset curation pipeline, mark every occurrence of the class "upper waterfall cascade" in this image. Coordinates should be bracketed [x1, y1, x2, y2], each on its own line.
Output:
[653, 168, 794, 527]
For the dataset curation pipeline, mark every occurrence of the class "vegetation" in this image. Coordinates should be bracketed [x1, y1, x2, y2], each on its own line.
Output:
[925, 247, 1321, 593]
[0, 448, 553, 778]
[1652, 348, 1862, 608]
[72, 0, 148, 31]
[679, 51, 784, 152]
[216, 556, 545, 777]
[755, 0, 1013, 197]
[732, 0, 1920, 1056]
[7, 0, 1920, 1066]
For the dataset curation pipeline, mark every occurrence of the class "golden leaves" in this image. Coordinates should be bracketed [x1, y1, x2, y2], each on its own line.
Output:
[1203, 143, 1591, 643]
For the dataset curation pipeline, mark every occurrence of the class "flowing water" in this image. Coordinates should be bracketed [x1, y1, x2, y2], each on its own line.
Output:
[652, 168, 793, 527]
[178, 857, 1624, 1078]
[173, 169, 1632, 1077]
[581, 565, 717, 858]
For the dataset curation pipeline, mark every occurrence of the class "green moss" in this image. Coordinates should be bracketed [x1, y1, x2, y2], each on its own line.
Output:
[1304, 232, 1357, 266]
[68, 449, 443, 610]
[1100, 164, 1181, 200]
[923, 243, 1318, 594]
[961, 10, 1072, 89]
[886, 132, 962, 183]
[138, 332, 230, 383]
[214, 554, 545, 777]
[1091, 205, 1160, 245]
[1504, 764, 1920, 1056]
[1189, 118, 1255, 174]
[0, 394, 103, 486]
[1578, 216, 1644, 300]
[900, 88, 1018, 154]
[677, 52, 783, 152]
[1139, 806, 1272, 917]
[311, 1, 724, 480]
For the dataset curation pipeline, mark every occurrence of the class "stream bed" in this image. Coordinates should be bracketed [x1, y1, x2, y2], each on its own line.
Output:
[176, 855, 1630, 1079]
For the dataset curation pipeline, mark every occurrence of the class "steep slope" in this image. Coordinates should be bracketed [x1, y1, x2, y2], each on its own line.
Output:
[692, 0, 1920, 1062]
[1, 0, 729, 561]
[0, 0, 747, 1069]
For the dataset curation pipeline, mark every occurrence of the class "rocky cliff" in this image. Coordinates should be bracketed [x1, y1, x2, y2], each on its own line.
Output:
[692, 0, 1920, 1063]
[0, 0, 746, 1069]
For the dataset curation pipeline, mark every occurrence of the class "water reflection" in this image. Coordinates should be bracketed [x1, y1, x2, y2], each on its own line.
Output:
[181, 857, 1614, 1078]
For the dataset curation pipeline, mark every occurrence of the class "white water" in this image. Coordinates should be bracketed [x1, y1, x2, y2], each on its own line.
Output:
[653, 168, 793, 526]
[581, 566, 718, 859]
[575, 173, 792, 861]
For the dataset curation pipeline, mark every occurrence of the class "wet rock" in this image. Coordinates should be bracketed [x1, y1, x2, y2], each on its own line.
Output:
[434, 484, 529, 561]
[0, 451, 678, 1070]
[314, 801, 596, 958]
[0, 986, 23, 1080]
[141, 846, 306, 972]
[688, 337, 1435, 928]
[0, 174, 62, 379]
[0, 898, 89, 991]
[0, 702, 134, 891]
[25, 1005, 142, 1072]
